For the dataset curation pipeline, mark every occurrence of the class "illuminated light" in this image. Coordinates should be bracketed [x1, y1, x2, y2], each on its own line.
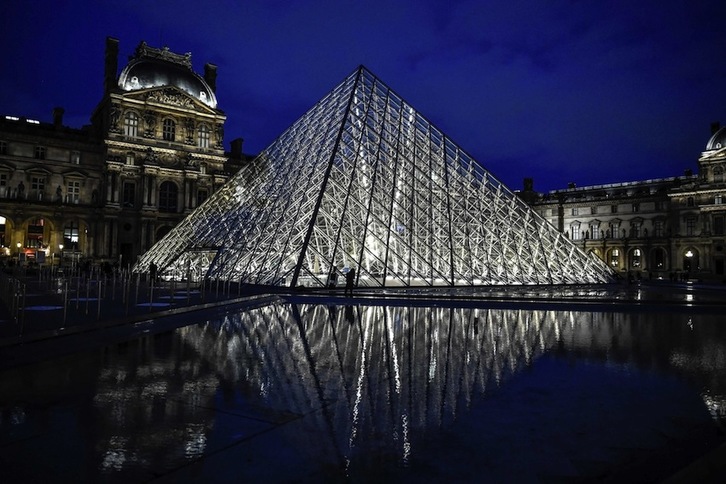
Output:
[685, 250, 694, 258]
[26, 119, 40, 124]
[135, 66, 614, 287]
[5, 115, 19, 121]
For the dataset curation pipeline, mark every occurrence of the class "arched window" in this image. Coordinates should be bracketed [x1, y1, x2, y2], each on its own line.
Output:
[631, 248, 641, 268]
[63, 221, 79, 251]
[714, 166, 724, 183]
[162, 119, 176, 142]
[609, 248, 620, 268]
[27, 218, 45, 249]
[123, 112, 139, 137]
[198, 124, 210, 148]
[158, 181, 178, 213]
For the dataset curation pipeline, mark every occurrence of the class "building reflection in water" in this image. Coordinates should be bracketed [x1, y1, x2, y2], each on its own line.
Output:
[2, 302, 725, 479]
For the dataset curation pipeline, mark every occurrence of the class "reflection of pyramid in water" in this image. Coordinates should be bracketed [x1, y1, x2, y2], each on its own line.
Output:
[136, 66, 614, 287]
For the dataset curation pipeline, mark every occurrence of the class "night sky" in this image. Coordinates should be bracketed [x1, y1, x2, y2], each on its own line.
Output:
[2, 1, 725, 192]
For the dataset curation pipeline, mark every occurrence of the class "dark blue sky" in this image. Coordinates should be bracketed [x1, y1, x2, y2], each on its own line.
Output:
[2, 1, 725, 192]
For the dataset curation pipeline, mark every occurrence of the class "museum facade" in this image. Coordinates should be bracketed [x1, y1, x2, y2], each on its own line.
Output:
[520, 123, 726, 282]
[0, 38, 250, 268]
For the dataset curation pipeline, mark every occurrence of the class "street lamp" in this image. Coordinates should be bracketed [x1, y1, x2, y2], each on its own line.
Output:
[59, 243, 64, 269]
[16, 242, 21, 264]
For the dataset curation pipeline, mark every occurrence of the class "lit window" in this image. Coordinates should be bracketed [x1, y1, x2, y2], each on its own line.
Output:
[590, 225, 600, 239]
[198, 124, 210, 148]
[34, 146, 46, 160]
[123, 112, 139, 137]
[66, 180, 80, 203]
[631, 248, 641, 268]
[27, 218, 45, 248]
[571, 224, 580, 240]
[63, 222, 79, 250]
[126, 153, 135, 165]
[163, 119, 176, 141]
[609, 249, 620, 267]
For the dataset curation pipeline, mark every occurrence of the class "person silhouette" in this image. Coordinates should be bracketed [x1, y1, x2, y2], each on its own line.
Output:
[345, 268, 356, 296]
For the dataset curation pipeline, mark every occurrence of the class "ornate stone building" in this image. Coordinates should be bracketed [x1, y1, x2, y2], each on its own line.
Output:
[0, 37, 249, 268]
[522, 123, 726, 282]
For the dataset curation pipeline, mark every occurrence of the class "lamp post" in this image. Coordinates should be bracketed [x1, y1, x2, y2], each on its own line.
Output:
[16, 242, 21, 265]
[59, 243, 64, 270]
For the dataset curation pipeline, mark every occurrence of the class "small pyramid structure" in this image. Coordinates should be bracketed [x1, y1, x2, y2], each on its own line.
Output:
[135, 66, 614, 287]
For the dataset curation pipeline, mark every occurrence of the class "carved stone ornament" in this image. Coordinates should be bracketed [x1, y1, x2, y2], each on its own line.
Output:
[146, 89, 196, 109]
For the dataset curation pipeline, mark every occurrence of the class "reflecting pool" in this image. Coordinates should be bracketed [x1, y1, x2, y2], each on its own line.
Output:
[1, 302, 725, 482]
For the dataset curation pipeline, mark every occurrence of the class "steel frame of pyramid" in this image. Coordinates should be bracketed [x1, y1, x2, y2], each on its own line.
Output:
[135, 66, 615, 287]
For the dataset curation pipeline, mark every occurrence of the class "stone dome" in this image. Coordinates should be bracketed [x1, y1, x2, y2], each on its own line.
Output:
[706, 126, 726, 151]
[117, 43, 217, 109]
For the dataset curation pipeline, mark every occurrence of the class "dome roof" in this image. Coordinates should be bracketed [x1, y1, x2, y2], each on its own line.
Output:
[706, 126, 726, 151]
[117, 43, 217, 109]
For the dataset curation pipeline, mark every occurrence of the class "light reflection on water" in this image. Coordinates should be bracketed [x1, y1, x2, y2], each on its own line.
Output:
[1, 303, 725, 481]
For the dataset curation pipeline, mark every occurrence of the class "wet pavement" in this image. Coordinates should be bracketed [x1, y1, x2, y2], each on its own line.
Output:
[1, 280, 726, 482]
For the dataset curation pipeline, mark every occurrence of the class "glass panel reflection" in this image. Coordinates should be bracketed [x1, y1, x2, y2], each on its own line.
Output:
[1, 303, 724, 481]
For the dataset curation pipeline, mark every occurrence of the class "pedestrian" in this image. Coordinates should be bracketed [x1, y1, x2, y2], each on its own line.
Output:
[149, 261, 157, 284]
[345, 268, 356, 296]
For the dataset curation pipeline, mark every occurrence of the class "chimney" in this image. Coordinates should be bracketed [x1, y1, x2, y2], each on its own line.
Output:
[104, 37, 119, 93]
[204, 63, 218, 93]
[52, 107, 64, 128]
[523, 177, 533, 192]
[711, 122, 721, 135]
[230, 138, 243, 158]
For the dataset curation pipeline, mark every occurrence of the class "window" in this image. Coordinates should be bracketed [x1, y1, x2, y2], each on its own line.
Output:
[158, 181, 178, 212]
[31, 176, 45, 192]
[66, 180, 80, 203]
[126, 152, 135, 165]
[0, 140, 7, 155]
[655, 201, 664, 211]
[631, 248, 641, 268]
[123, 112, 139, 137]
[715, 216, 725, 236]
[687, 197, 695, 207]
[653, 248, 666, 269]
[610, 222, 620, 238]
[590, 224, 600, 239]
[70, 151, 80, 164]
[162, 119, 176, 141]
[570, 224, 580, 240]
[632, 203, 639, 212]
[715, 166, 724, 183]
[590, 206, 597, 215]
[34, 146, 46, 160]
[571, 207, 579, 216]
[123, 182, 135, 207]
[198, 124, 210, 148]
[716, 194, 723, 205]
[686, 217, 696, 236]
[63, 222, 79, 250]
[197, 188, 208, 206]
[611, 205, 618, 214]
[631, 224, 641, 238]
[609, 249, 620, 268]
[654, 220, 664, 237]
[27, 218, 44, 248]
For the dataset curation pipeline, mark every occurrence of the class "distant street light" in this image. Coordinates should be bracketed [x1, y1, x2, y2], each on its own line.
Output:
[16, 242, 21, 264]
[59, 243, 64, 268]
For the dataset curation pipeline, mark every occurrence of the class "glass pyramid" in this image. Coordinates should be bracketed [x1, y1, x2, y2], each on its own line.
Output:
[135, 66, 614, 287]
